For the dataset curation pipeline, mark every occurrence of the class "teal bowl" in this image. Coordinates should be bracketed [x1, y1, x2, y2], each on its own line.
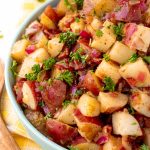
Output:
[5, 0, 67, 150]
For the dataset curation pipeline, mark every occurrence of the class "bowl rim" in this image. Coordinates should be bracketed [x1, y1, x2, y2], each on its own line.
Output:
[5, 1, 66, 149]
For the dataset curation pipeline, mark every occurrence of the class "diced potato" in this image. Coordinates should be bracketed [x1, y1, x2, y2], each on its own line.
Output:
[95, 60, 121, 84]
[109, 41, 136, 64]
[129, 25, 150, 53]
[51, 67, 62, 79]
[22, 81, 37, 110]
[29, 48, 49, 63]
[130, 91, 150, 117]
[57, 104, 76, 125]
[77, 93, 101, 117]
[119, 58, 150, 87]
[56, 0, 77, 17]
[93, 0, 116, 16]
[103, 136, 123, 150]
[91, 28, 116, 52]
[73, 142, 101, 150]
[98, 92, 128, 113]
[47, 37, 64, 57]
[91, 17, 102, 31]
[40, 13, 56, 30]
[112, 110, 142, 136]
[18, 57, 38, 78]
[103, 20, 114, 32]
[74, 109, 101, 141]
[70, 19, 85, 34]
[143, 128, 150, 147]
[11, 39, 29, 62]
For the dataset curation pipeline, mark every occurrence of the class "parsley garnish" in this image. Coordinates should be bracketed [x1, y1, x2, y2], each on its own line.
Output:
[64, 0, 74, 11]
[131, 122, 137, 125]
[143, 56, 150, 64]
[140, 144, 150, 150]
[128, 54, 138, 63]
[57, 70, 74, 86]
[113, 22, 125, 41]
[75, 17, 80, 23]
[103, 77, 115, 92]
[74, 0, 84, 9]
[62, 100, 71, 108]
[22, 34, 29, 40]
[43, 58, 56, 70]
[10, 60, 18, 77]
[38, 86, 44, 91]
[96, 30, 103, 37]
[59, 31, 78, 47]
[25, 64, 41, 81]
[44, 112, 52, 120]
[128, 106, 135, 115]
[74, 89, 83, 97]
[103, 54, 110, 62]
[38, 101, 45, 107]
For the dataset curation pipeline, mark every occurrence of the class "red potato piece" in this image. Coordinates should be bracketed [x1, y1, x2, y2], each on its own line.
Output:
[22, 81, 38, 110]
[44, 5, 59, 24]
[41, 80, 67, 114]
[83, 71, 102, 96]
[46, 118, 78, 145]
[74, 109, 102, 141]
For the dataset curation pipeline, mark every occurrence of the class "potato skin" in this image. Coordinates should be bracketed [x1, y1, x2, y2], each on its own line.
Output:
[77, 93, 101, 117]
[112, 111, 142, 136]
[130, 91, 150, 117]
[98, 92, 128, 113]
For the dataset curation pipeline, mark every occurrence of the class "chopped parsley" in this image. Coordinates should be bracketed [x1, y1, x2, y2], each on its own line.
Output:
[103, 77, 115, 92]
[68, 146, 79, 150]
[38, 101, 45, 107]
[10, 60, 18, 77]
[43, 58, 56, 70]
[128, 106, 135, 115]
[22, 34, 29, 40]
[75, 17, 80, 23]
[59, 31, 78, 47]
[96, 30, 103, 37]
[57, 70, 74, 86]
[70, 48, 87, 63]
[103, 54, 110, 62]
[128, 53, 138, 63]
[113, 22, 125, 41]
[74, 0, 84, 9]
[62, 100, 71, 108]
[64, 0, 74, 11]
[74, 89, 83, 97]
[143, 56, 150, 64]
[140, 144, 150, 150]
[38, 86, 44, 91]
[25, 64, 41, 81]
[131, 122, 137, 125]
[44, 112, 52, 120]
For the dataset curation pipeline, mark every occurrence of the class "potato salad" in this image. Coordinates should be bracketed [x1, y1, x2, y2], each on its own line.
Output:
[10, 0, 150, 149]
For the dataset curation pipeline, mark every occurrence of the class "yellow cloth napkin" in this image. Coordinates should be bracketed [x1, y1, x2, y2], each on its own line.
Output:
[0, 1, 48, 149]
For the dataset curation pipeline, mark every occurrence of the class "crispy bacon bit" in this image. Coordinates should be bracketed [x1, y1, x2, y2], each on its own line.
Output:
[126, 78, 137, 86]
[137, 72, 146, 82]
[25, 45, 36, 54]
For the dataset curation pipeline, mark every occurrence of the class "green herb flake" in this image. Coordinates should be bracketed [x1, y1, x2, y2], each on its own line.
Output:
[113, 22, 125, 41]
[128, 106, 135, 115]
[131, 122, 137, 125]
[103, 54, 110, 62]
[22, 34, 29, 40]
[59, 31, 78, 47]
[143, 56, 150, 64]
[38, 86, 44, 91]
[114, 6, 121, 12]
[96, 30, 103, 37]
[62, 100, 71, 108]
[10, 60, 18, 77]
[103, 77, 115, 92]
[74, 0, 84, 9]
[128, 53, 138, 63]
[64, 0, 74, 11]
[38, 101, 45, 107]
[44, 112, 52, 120]
[74, 89, 83, 97]
[57, 70, 74, 86]
[68, 146, 79, 150]
[140, 144, 150, 150]
[43, 58, 56, 70]
[75, 17, 80, 23]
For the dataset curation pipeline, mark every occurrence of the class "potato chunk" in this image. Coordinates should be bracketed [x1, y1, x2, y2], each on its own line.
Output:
[129, 25, 150, 53]
[91, 28, 116, 52]
[95, 60, 121, 84]
[109, 41, 136, 64]
[130, 91, 150, 117]
[112, 110, 142, 136]
[77, 93, 101, 117]
[144, 128, 150, 147]
[11, 39, 29, 62]
[98, 92, 128, 113]
[70, 19, 85, 35]
[18, 57, 38, 78]
[29, 48, 49, 63]
[57, 104, 76, 125]
[47, 37, 64, 57]
[40, 13, 56, 30]
[119, 58, 150, 87]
